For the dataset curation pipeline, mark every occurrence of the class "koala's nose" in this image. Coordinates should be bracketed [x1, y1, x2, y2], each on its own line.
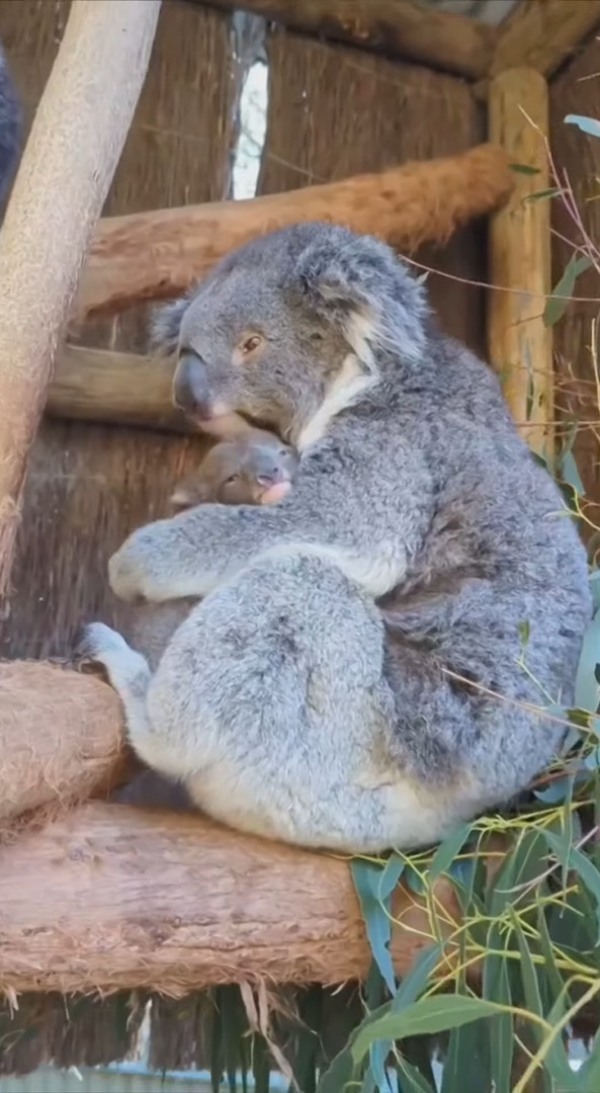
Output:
[256, 466, 286, 488]
[173, 352, 213, 420]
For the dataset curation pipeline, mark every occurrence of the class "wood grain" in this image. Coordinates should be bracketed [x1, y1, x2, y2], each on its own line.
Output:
[488, 67, 553, 457]
[0, 798, 464, 995]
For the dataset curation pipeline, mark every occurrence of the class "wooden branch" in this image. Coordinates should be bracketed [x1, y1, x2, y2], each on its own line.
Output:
[46, 344, 192, 434]
[0, 800, 466, 995]
[202, 0, 493, 80]
[0, 661, 131, 823]
[0, 0, 161, 601]
[76, 144, 514, 320]
[487, 68, 553, 459]
[487, 0, 600, 82]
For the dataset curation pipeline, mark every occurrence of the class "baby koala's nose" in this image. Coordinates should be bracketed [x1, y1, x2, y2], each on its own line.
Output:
[256, 467, 285, 488]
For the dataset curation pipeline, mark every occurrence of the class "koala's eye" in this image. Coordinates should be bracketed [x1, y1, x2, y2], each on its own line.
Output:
[240, 334, 263, 355]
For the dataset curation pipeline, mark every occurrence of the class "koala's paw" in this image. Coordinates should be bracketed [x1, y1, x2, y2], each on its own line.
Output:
[76, 622, 130, 662]
[108, 529, 161, 603]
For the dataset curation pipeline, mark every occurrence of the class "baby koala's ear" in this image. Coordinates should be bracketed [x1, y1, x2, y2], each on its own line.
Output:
[169, 476, 208, 511]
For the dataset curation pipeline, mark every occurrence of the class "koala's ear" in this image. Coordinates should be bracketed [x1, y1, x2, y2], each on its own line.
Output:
[297, 234, 429, 367]
[169, 475, 208, 510]
[150, 297, 189, 356]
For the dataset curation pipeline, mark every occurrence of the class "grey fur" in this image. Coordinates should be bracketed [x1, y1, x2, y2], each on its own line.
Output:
[0, 42, 21, 206]
[82, 223, 592, 854]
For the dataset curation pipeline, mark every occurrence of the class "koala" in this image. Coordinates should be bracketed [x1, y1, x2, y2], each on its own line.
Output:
[113, 429, 298, 812]
[0, 42, 21, 206]
[80, 222, 592, 854]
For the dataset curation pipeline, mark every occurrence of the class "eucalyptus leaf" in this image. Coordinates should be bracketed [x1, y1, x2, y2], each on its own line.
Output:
[574, 608, 600, 716]
[483, 924, 513, 1093]
[428, 822, 472, 882]
[397, 1055, 436, 1093]
[351, 997, 505, 1065]
[351, 859, 397, 995]
[543, 254, 593, 327]
[509, 162, 541, 174]
[543, 830, 600, 942]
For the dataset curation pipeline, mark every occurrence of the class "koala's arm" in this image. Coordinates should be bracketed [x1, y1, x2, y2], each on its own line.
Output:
[109, 437, 434, 603]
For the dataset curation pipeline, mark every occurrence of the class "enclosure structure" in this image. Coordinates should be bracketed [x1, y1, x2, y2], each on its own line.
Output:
[1, 0, 600, 1081]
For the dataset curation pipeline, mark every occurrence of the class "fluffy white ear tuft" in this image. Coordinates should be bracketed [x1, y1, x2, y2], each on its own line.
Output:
[297, 230, 430, 367]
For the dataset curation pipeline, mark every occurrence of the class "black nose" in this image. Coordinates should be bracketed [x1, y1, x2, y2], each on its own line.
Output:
[173, 352, 213, 419]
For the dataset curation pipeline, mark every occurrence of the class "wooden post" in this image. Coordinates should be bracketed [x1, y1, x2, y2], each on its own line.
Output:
[488, 68, 553, 460]
[0, 0, 161, 601]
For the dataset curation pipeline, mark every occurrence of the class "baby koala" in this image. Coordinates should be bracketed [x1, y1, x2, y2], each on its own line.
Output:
[170, 427, 298, 511]
[124, 427, 299, 673]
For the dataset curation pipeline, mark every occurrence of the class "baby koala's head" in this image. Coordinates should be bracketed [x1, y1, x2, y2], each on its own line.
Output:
[171, 428, 299, 510]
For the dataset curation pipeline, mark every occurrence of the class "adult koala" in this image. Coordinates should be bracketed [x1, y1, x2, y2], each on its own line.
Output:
[0, 42, 21, 206]
[81, 223, 591, 854]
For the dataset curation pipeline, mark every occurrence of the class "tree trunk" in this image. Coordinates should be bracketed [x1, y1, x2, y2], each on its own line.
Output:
[0, 0, 161, 600]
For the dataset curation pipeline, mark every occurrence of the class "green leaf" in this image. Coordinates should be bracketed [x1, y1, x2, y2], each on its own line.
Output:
[543, 254, 593, 327]
[565, 113, 600, 139]
[316, 1033, 357, 1093]
[428, 822, 472, 882]
[392, 943, 443, 1011]
[396, 1054, 436, 1093]
[441, 1019, 489, 1093]
[511, 915, 573, 1090]
[559, 450, 586, 497]
[351, 859, 397, 995]
[483, 925, 513, 1093]
[351, 997, 506, 1065]
[575, 608, 600, 715]
[509, 162, 541, 174]
[380, 853, 405, 900]
[543, 830, 600, 942]
[524, 187, 561, 203]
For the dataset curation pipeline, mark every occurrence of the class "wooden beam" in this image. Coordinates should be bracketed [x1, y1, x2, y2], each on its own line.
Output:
[0, 661, 131, 824]
[489, 0, 600, 80]
[201, 0, 494, 80]
[0, 0, 161, 601]
[76, 144, 514, 320]
[487, 68, 553, 459]
[0, 799, 467, 995]
[46, 344, 192, 434]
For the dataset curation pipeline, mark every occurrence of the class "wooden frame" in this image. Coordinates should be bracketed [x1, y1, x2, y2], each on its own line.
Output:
[202, 0, 600, 86]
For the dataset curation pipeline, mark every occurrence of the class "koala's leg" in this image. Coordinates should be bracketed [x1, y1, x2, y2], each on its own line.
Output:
[136, 552, 455, 853]
[78, 622, 185, 782]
